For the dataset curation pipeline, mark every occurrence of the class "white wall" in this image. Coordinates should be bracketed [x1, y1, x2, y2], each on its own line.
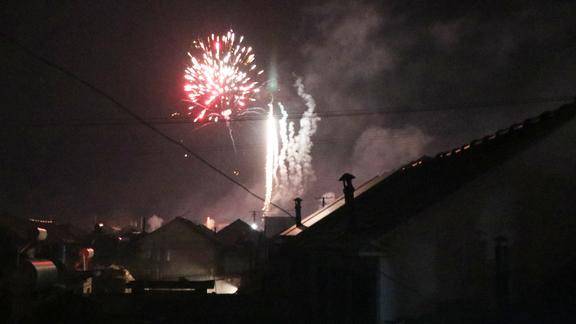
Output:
[377, 115, 576, 318]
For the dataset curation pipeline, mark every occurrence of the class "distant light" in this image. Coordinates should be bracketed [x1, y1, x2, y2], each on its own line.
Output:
[36, 227, 48, 241]
[184, 153, 189, 158]
[98, 223, 104, 228]
[250, 223, 258, 230]
[209, 279, 238, 294]
[206, 217, 216, 231]
[29, 218, 55, 224]
[81, 248, 95, 258]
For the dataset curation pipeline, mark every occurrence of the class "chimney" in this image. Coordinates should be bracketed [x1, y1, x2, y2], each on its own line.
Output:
[339, 173, 356, 231]
[339, 173, 356, 206]
[141, 216, 146, 233]
[294, 198, 303, 227]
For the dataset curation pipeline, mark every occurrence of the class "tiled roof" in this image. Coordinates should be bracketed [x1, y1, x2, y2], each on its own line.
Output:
[281, 100, 576, 245]
[282, 175, 383, 236]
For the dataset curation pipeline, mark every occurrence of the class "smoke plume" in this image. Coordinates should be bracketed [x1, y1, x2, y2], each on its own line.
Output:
[147, 214, 164, 232]
[270, 78, 320, 209]
[351, 126, 432, 181]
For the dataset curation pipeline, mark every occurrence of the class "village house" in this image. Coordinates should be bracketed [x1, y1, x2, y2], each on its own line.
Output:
[125, 217, 263, 294]
[215, 219, 263, 291]
[216, 219, 260, 274]
[126, 217, 220, 281]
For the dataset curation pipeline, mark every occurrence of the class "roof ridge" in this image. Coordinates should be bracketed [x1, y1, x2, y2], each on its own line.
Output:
[400, 101, 576, 173]
[282, 100, 576, 237]
[146, 216, 218, 243]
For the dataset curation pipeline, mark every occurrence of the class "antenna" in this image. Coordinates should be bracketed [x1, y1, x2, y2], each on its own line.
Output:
[249, 210, 262, 230]
[315, 196, 328, 208]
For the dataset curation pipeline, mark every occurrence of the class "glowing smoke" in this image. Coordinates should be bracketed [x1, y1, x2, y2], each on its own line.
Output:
[147, 214, 164, 232]
[275, 78, 320, 200]
[351, 126, 432, 181]
[205, 216, 216, 231]
[263, 78, 320, 212]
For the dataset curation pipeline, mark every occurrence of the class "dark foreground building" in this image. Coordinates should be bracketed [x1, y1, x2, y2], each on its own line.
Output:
[263, 101, 576, 323]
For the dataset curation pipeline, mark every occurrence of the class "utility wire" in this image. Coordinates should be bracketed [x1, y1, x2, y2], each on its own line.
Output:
[0, 33, 293, 217]
[6, 96, 573, 128]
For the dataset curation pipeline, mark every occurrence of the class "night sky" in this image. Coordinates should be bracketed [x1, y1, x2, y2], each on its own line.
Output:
[1, 1, 575, 229]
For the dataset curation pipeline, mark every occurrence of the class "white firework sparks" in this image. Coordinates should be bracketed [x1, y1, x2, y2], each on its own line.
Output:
[262, 78, 320, 213]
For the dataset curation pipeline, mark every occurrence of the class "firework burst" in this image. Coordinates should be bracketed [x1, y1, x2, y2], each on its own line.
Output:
[183, 30, 264, 123]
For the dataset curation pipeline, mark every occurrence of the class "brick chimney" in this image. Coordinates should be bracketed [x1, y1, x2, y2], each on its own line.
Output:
[294, 197, 303, 227]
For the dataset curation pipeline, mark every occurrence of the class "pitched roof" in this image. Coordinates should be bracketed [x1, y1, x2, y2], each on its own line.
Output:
[137, 216, 220, 245]
[216, 219, 255, 246]
[0, 213, 85, 244]
[42, 223, 86, 244]
[281, 101, 576, 249]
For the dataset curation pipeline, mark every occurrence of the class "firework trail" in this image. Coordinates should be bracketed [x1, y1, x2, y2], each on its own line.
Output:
[263, 102, 279, 211]
[226, 121, 237, 154]
[262, 78, 320, 212]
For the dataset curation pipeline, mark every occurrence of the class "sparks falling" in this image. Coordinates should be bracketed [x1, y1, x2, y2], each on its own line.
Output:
[263, 102, 279, 211]
[262, 78, 320, 213]
[183, 30, 264, 123]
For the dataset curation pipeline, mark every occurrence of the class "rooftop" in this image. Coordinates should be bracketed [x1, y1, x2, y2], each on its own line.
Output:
[282, 100, 576, 246]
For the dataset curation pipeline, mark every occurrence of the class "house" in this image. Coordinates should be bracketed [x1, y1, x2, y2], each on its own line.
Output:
[0, 214, 94, 300]
[217, 219, 256, 246]
[215, 219, 263, 291]
[126, 217, 220, 281]
[0, 214, 87, 269]
[264, 216, 295, 238]
[264, 100, 576, 322]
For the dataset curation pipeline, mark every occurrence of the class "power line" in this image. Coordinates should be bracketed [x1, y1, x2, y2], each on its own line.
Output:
[39, 132, 442, 157]
[0, 32, 293, 217]
[5, 96, 573, 128]
[2, 32, 573, 216]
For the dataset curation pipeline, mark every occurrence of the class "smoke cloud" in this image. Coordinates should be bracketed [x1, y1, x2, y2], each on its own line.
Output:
[351, 126, 432, 181]
[245, 0, 573, 219]
[298, 1, 433, 203]
[271, 78, 321, 208]
[147, 214, 164, 232]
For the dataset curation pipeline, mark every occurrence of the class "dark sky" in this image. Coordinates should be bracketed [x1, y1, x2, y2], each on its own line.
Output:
[2, 1, 575, 229]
